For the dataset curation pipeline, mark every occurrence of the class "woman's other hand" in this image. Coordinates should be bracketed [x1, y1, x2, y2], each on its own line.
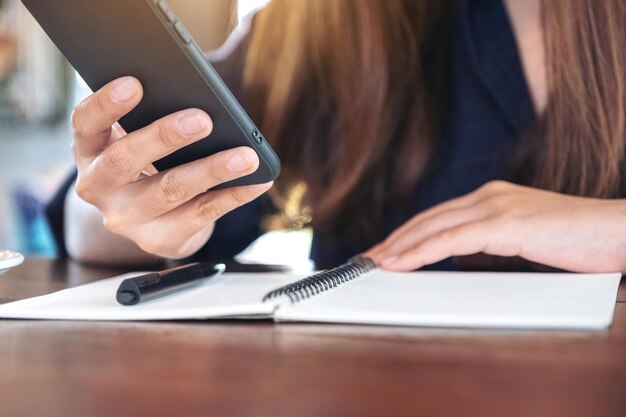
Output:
[70, 76, 272, 259]
[367, 181, 626, 273]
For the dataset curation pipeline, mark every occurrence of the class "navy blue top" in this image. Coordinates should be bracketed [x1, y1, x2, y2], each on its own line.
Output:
[46, 0, 535, 269]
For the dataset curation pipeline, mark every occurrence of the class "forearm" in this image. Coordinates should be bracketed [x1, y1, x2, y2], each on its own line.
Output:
[64, 183, 163, 267]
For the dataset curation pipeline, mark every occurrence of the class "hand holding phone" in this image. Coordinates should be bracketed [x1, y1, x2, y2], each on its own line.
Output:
[70, 77, 273, 259]
[21, 0, 281, 258]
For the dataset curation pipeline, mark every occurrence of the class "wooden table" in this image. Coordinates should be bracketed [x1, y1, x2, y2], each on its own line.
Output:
[1, 258, 625, 417]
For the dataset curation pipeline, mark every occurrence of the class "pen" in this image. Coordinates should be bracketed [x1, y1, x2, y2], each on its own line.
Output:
[116, 262, 226, 306]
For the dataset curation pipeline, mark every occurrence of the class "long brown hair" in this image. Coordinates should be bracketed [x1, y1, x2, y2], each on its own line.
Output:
[517, 0, 626, 197]
[244, 0, 626, 238]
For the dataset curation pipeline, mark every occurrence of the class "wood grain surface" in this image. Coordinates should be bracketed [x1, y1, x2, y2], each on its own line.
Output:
[0, 258, 624, 417]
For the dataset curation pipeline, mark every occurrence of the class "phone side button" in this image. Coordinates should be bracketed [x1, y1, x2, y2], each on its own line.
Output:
[157, 1, 177, 23]
[174, 22, 192, 45]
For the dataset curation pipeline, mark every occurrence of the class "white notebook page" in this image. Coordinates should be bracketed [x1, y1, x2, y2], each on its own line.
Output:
[0, 270, 620, 330]
[0, 273, 302, 321]
[274, 270, 622, 330]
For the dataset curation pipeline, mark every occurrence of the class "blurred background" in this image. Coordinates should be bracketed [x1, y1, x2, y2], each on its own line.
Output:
[0, 0, 310, 269]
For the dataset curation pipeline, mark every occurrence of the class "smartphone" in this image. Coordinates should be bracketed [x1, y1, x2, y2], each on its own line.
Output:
[21, 0, 280, 188]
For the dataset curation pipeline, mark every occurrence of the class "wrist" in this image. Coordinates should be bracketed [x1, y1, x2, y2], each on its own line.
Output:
[607, 199, 626, 274]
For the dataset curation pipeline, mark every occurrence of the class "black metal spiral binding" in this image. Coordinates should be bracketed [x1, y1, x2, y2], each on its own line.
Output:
[262, 256, 377, 304]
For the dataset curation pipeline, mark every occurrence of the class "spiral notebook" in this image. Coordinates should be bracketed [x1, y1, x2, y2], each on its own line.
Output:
[0, 257, 621, 330]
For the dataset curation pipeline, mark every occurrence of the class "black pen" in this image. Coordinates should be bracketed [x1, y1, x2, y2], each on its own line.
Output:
[116, 262, 226, 306]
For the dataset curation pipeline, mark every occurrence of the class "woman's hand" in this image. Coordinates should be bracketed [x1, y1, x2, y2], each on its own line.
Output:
[367, 181, 626, 273]
[71, 76, 272, 259]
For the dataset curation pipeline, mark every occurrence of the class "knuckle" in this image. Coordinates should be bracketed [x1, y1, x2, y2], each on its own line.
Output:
[439, 228, 459, 242]
[70, 105, 86, 137]
[484, 190, 517, 211]
[228, 187, 251, 207]
[156, 172, 187, 206]
[93, 90, 110, 116]
[482, 180, 509, 193]
[70, 140, 79, 157]
[74, 177, 94, 202]
[99, 143, 133, 176]
[203, 158, 230, 184]
[153, 122, 179, 149]
[492, 196, 514, 211]
[134, 240, 160, 257]
[496, 211, 519, 228]
[418, 214, 435, 230]
[101, 211, 125, 235]
[196, 199, 222, 223]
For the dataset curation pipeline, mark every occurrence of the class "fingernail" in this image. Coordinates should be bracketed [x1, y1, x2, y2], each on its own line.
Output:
[111, 77, 136, 103]
[177, 110, 210, 136]
[227, 151, 253, 173]
[381, 256, 398, 266]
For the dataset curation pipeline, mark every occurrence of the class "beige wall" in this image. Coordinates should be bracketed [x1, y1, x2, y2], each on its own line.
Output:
[169, 0, 235, 52]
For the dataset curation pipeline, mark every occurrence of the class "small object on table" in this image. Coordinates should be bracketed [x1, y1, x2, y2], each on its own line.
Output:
[0, 250, 24, 276]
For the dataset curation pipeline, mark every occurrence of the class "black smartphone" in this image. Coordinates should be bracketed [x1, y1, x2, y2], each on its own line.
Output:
[21, 0, 280, 188]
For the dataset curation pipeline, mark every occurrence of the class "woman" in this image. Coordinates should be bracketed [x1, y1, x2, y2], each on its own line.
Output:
[48, 0, 626, 272]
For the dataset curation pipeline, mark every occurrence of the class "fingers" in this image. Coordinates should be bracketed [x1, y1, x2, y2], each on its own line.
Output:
[367, 205, 488, 264]
[367, 193, 481, 261]
[366, 182, 528, 271]
[381, 221, 495, 271]
[382, 216, 523, 272]
[368, 182, 519, 264]
[71, 77, 143, 163]
[122, 147, 260, 220]
[69, 75, 273, 261]
[174, 182, 273, 233]
[88, 108, 213, 188]
[99, 181, 272, 259]
[147, 182, 273, 253]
